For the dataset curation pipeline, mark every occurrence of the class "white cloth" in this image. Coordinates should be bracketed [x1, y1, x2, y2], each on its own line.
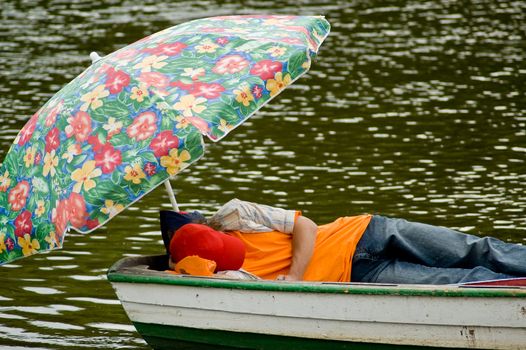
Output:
[207, 198, 297, 234]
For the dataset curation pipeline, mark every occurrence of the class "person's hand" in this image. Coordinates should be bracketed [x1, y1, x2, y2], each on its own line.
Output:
[276, 274, 300, 281]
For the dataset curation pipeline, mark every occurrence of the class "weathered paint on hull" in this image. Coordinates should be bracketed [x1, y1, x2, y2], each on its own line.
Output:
[108, 255, 526, 350]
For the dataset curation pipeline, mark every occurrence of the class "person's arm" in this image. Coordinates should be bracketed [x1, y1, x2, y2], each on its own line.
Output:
[277, 215, 318, 281]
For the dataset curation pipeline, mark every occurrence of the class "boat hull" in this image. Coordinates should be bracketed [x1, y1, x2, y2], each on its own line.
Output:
[108, 255, 526, 350]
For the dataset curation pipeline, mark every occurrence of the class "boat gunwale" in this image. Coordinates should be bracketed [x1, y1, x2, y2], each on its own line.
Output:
[107, 255, 526, 298]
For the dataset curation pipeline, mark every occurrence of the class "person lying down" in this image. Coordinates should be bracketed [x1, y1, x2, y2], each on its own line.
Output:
[160, 198, 526, 284]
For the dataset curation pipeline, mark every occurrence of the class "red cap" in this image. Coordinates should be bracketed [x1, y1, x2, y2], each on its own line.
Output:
[169, 223, 246, 272]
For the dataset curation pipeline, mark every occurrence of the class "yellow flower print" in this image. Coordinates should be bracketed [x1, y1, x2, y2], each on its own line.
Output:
[71, 160, 102, 193]
[35, 200, 46, 217]
[160, 149, 191, 176]
[101, 199, 124, 218]
[130, 84, 149, 103]
[80, 85, 109, 111]
[18, 234, 40, 256]
[43, 150, 59, 177]
[234, 85, 254, 107]
[124, 163, 146, 184]
[266, 72, 291, 97]
[24, 146, 36, 167]
[173, 94, 207, 117]
[0, 233, 6, 253]
[0, 170, 11, 192]
[45, 231, 58, 249]
[196, 41, 219, 53]
[302, 60, 311, 70]
[218, 119, 233, 134]
[181, 68, 205, 80]
[61, 144, 82, 163]
[267, 46, 287, 57]
[175, 116, 190, 129]
[103, 117, 123, 137]
[133, 55, 168, 72]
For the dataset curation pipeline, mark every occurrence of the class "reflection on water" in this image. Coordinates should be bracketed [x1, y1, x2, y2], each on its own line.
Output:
[0, 0, 525, 348]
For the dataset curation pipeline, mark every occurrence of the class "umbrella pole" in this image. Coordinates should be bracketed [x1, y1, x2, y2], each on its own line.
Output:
[164, 179, 179, 212]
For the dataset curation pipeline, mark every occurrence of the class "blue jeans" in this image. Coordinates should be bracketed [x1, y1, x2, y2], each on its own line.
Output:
[351, 215, 526, 284]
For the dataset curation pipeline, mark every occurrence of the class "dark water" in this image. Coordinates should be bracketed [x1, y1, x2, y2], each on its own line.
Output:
[0, 0, 525, 348]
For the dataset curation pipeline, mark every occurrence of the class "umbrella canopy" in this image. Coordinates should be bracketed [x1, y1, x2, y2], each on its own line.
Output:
[0, 15, 330, 264]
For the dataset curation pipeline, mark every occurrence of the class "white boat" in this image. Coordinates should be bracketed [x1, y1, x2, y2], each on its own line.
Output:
[108, 255, 526, 350]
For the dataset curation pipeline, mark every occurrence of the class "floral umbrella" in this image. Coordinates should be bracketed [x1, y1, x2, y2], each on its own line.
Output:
[0, 15, 330, 264]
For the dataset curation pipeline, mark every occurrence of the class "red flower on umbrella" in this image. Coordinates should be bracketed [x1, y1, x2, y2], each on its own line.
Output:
[127, 111, 158, 141]
[66, 111, 92, 143]
[86, 218, 99, 230]
[150, 130, 179, 157]
[144, 42, 187, 56]
[53, 198, 70, 234]
[144, 162, 156, 176]
[88, 135, 105, 153]
[139, 72, 170, 90]
[251, 85, 263, 99]
[17, 113, 38, 146]
[172, 81, 225, 99]
[14, 210, 33, 238]
[212, 55, 250, 74]
[45, 127, 61, 153]
[250, 60, 283, 80]
[105, 68, 130, 94]
[8, 181, 30, 212]
[68, 192, 88, 228]
[94, 143, 122, 174]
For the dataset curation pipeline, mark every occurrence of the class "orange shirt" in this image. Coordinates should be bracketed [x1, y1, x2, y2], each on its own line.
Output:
[228, 214, 372, 282]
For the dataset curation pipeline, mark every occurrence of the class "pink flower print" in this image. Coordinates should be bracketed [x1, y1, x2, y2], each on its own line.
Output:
[212, 55, 250, 74]
[44, 100, 63, 127]
[68, 192, 88, 228]
[5, 237, 14, 251]
[14, 210, 33, 238]
[172, 81, 225, 99]
[105, 68, 130, 94]
[34, 152, 42, 165]
[139, 72, 170, 90]
[127, 111, 158, 141]
[53, 198, 70, 234]
[144, 162, 156, 176]
[186, 116, 210, 135]
[115, 48, 140, 63]
[250, 60, 283, 80]
[45, 127, 61, 153]
[280, 37, 306, 46]
[216, 37, 229, 45]
[94, 143, 122, 174]
[150, 130, 179, 158]
[65, 111, 92, 143]
[144, 42, 187, 56]
[8, 181, 30, 212]
[17, 113, 38, 146]
[252, 85, 263, 99]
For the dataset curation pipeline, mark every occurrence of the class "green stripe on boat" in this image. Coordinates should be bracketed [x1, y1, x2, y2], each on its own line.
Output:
[133, 322, 459, 350]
